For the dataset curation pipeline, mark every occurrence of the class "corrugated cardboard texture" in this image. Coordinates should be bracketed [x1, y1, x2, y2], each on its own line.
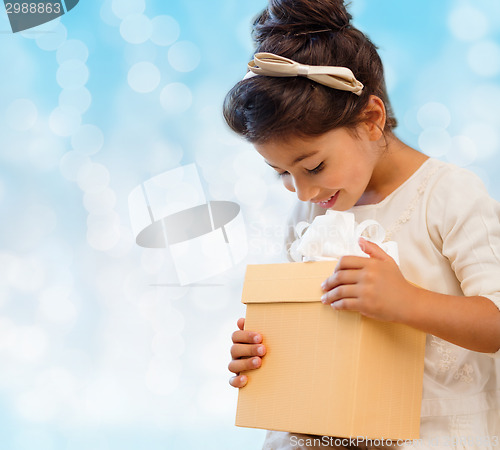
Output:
[236, 261, 425, 440]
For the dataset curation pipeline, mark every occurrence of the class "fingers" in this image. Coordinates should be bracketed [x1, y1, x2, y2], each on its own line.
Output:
[358, 237, 391, 261]
[228, 342, 265, 386]
[335, 255, 368, 271]
[230, 341, 266, 359]
[329, 298, 357, 311]
[321, 283, 359, 307]
[321, 254, 376, 291]
[321, 266, 360, 310]
[322, 268, 360, 292]
[232, 329, 262, 345]
[228, 353, 263, 375]
[229, 321, 267, 389]
[229, 374, 248, 388]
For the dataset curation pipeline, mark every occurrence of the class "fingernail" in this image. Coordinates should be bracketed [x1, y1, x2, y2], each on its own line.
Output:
[252, 357, 260, 367]
[321, 294, 327, 303]
[257, 345, 265, 355]
[253, 334, 261, 343]
[321, 281, 326, 290]
[240, 375, 247, 384]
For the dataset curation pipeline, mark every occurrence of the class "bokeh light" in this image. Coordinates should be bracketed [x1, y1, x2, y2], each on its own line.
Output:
[111, 0, 146, 19]
[56, 59, 89, 89]
[83, 188, 117, 213]
[160, 82, 192, 113]
[59, 87, 92, 114]
[463, 122, 499, 160]
[56, 39, 89, 64]
[467, 40, 500, 77]
[59, 150, 91, 181]
[446, 135, 478, 167]
[167, 41, 201, 72]
[418, 128, 451, 158]
[76, 162, 111, 193]
[71, 124, 104, 155]
[127, 61, 161, 93]
[35, 22, 67, 51]
[417, 102, 451, 130]
[448, 5, 489, 42]
[119, 14, 152, 44]
[100, 0, 121, 26]
[150, 15, 180, 46]
[49, 106, 82, 136]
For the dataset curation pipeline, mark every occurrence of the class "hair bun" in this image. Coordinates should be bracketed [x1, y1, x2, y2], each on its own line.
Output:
[253, 0, 352, 42]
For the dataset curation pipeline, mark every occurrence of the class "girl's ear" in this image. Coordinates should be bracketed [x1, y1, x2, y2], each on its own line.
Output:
[361, 95, 387, 141]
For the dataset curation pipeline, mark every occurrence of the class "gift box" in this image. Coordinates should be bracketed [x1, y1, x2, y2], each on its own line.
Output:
[235, 260, 425, 440]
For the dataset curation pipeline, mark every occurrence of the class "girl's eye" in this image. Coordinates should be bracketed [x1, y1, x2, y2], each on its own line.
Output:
[307, 162, 324, 175]
[275, 163, 323, 178]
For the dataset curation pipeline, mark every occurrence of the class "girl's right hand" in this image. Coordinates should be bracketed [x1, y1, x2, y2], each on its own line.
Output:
[228, 317, 266, 388]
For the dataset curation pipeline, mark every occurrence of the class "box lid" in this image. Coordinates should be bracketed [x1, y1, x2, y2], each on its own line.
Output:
[242, 260, 337, 304]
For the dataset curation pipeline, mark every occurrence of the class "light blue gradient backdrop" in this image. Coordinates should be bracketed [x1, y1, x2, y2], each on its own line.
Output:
[0, 1, 499, 449]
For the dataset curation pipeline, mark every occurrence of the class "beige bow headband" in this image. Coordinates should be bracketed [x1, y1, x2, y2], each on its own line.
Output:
[243, 52, 364, 96]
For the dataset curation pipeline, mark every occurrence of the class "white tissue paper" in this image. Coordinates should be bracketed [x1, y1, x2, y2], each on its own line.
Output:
[289, 210, 399, 265]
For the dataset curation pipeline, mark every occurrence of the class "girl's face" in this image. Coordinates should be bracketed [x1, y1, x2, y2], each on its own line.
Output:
[254, 126, 382, 210]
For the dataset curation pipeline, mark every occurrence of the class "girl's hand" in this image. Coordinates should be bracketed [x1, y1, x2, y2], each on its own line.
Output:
[228, 318, 266, 388]
[321, 238, 416, 323]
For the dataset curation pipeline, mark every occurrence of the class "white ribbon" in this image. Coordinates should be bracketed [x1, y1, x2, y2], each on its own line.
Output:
[289, 210, 399, 265]
[243, 52, 364, 96]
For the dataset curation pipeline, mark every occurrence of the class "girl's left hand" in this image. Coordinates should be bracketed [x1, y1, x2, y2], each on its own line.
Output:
[321, 237, 416, 323]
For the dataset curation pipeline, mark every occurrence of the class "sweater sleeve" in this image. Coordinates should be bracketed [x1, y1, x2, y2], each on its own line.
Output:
[426, 165, 500, 356]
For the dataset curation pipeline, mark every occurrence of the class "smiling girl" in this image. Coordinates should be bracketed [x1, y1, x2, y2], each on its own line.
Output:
[224, 1, 500, 448]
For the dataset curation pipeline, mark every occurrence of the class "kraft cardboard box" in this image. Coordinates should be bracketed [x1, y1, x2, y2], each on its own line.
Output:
[235, 260, 425, 440]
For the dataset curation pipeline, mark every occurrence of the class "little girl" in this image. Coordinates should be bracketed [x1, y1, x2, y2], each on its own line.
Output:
[225, 1, 500, 448]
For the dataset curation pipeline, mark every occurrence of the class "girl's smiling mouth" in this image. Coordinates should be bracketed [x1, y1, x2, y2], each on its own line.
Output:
[314, 191, 339, 209]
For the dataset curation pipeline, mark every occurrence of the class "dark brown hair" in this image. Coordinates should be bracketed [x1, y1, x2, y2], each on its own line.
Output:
[223, 0, 397, 144]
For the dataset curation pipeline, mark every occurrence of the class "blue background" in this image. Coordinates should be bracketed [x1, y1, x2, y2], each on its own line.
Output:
[0, 0, 499, 449]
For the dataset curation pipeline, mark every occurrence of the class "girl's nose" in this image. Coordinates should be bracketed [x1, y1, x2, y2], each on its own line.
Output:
[284, 176, 319, 202]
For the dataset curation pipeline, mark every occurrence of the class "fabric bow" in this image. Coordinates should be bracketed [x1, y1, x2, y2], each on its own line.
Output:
[289, 210, 399, 264]
[244, 52, 364, 96]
